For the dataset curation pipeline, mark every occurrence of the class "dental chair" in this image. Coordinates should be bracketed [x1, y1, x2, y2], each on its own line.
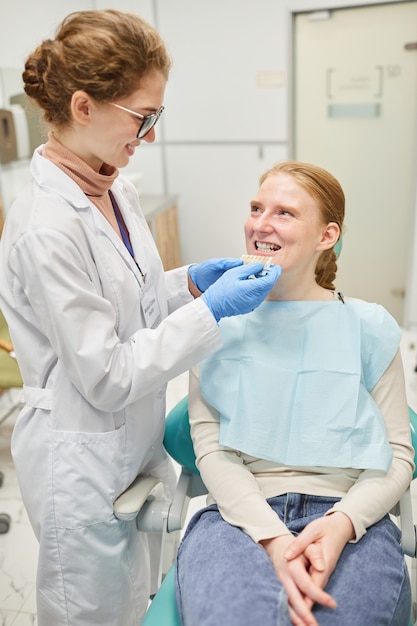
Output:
[114, 396, 417, 626]
[0, 310, 23, 533]
[114, 396, 203, 626]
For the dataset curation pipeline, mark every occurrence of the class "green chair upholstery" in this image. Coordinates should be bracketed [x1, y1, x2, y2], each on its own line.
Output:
[164, 396, 198, 476]
[409, 406, 417, 479]
[0, 311, 22, 390]
[142, 565, 180, 626]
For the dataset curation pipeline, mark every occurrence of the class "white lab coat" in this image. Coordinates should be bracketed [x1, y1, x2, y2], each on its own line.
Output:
[0, 148, 222, 625]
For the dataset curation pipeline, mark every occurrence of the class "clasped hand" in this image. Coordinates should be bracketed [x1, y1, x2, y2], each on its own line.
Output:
[261, 512, 354, 626]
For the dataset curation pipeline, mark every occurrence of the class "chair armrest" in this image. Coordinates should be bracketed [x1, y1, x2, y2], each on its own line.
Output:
[396, 486, 417, 557]
[114, 466, 208, 530]
[135, 469, 193, 533]
[114, 476, 163, 521]
[167, 470, 206, 531]
[135, 468, 207, 533]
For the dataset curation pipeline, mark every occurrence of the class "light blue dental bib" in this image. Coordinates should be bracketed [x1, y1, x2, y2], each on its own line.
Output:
[200, 300, 400, 471]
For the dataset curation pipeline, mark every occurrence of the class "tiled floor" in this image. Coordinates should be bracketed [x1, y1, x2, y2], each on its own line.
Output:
[1, 329, 417, 624]
[0, 388, 37, 626]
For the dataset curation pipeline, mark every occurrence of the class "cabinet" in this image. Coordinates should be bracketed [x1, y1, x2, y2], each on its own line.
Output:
[140, 194, 182, 270]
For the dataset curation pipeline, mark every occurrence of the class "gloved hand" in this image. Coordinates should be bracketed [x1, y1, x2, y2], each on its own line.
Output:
[201, 263, 282, 322]
[188, 258, 243, 293]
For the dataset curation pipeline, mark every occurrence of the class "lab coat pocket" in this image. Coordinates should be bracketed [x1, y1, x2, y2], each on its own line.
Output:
[50, 424, 127, 529]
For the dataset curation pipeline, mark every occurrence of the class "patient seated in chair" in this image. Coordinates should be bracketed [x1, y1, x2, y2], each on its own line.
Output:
[175, 161, 414, 626]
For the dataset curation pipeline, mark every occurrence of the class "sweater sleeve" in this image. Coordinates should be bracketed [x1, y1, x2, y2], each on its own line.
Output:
[324, 349, 415, 541]
[189, 365, 292, 543]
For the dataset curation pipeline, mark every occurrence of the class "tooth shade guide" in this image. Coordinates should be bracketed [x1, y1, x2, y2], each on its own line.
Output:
[241, 254, 273, 269]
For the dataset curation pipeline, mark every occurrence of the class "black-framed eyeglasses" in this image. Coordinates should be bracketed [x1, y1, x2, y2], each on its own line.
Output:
[110, 103, 164, 139]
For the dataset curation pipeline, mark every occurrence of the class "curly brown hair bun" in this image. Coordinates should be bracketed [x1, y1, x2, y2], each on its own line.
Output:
[23, 9, 171, 127]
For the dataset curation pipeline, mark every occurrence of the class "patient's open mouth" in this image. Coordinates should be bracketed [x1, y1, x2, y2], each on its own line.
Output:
[255, 242, 281, 252]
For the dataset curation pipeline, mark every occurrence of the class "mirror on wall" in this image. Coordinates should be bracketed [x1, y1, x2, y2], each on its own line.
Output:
[0, 67, 47, 164]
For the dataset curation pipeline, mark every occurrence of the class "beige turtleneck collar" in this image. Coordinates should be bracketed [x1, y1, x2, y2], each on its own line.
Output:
[42, 132, 122, 236]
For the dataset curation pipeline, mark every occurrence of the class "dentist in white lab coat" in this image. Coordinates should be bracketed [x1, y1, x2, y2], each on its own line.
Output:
[0, 10, 281, 626]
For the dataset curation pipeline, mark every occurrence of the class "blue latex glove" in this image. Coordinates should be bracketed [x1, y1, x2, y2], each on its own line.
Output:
[201, 263, 282, 322]
[188, 258, 243, 293]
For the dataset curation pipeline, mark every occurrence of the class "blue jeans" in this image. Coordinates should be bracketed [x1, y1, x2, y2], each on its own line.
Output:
[175, 494, 411, 626]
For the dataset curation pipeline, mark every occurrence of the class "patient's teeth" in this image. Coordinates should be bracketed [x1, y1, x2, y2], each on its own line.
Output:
[257, 242, 279, 251]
